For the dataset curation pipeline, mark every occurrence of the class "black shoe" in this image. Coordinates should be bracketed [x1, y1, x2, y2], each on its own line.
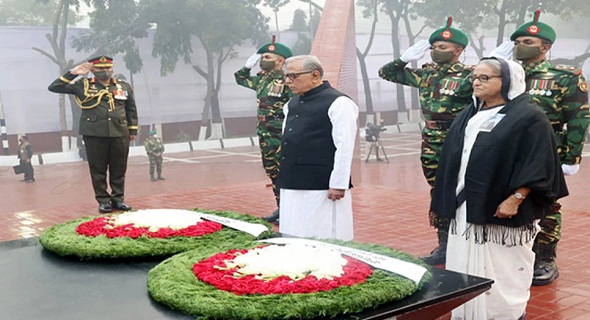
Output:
[532, 260, 559, 286]
[157, 177, 165, 180]
[112, 202, 132, 211]
[150, 177, 157, 181]
[25, 178, 35, 183]
[262, 209, 279, 222]
[99, 203, 113, 213]
[420, 246, 446, 265]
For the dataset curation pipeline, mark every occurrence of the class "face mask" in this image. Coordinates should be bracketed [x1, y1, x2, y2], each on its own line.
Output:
[514, 44, 542, 61]
[259, 60, 276, 71]
[94, 71, 113, 81]
[430, 50, 454, 64]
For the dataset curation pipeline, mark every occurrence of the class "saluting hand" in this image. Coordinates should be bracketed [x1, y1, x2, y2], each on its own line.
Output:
[71, 62, 93, 76]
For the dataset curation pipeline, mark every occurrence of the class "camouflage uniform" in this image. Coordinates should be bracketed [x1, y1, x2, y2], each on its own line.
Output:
[379, 58, 473, 188]
[144, 135, 165, 180]
[234, 67, 294, 206]
[524, 60, 590, 247]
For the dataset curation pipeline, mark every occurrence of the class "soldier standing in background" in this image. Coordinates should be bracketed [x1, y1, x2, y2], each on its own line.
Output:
[234, 37, 294, 225]
[496, 10, 589, 286]
[17, 135, 35, 183]
[379, 17, 474, 265]
[145, 130, 165, 181]
[48, 56, 138, 214]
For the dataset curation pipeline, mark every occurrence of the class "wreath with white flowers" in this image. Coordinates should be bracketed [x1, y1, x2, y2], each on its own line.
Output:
[148, 239, 432, 320]
[39, 209, 274, 260]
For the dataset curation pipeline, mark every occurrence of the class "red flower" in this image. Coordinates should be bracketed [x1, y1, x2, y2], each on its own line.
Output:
[192, 246, 373, 295]
[76, 217, 223, 239]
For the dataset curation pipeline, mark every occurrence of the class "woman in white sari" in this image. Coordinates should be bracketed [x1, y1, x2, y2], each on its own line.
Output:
[430, 57, 568, 320]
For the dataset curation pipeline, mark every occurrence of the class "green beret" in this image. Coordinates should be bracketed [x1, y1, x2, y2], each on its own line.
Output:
[510, 10, 556, 44]
[257, 42, 292, 59]
[429, 17, 468, 48]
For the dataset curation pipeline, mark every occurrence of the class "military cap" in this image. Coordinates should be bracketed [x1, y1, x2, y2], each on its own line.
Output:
[257, 35, 292, 59]
[510, 10, 556, 44]
[148, 130, 157, 135]
[88, 55, 113, 67]
[429, 17, 469, 48]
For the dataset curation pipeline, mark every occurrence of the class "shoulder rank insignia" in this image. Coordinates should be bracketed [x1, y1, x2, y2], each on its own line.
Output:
[554, 65, 582, 75]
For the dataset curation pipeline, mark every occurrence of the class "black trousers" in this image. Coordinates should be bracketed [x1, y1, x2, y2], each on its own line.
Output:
[19, 160, 34, 181]
[83, 136, 130, 204]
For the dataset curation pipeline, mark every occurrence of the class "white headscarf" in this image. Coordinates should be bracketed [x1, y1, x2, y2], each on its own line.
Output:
[505, 59, 526, 100]
[472, 57, 526, 108]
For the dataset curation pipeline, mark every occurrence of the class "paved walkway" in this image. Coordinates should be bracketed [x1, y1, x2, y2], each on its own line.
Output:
[1, 131, 589, 319]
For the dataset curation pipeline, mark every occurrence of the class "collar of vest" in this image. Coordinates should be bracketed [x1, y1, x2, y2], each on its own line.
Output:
[301, 81, 331, 97]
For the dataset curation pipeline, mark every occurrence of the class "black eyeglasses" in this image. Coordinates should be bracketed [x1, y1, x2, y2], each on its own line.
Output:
[285, 70, 314, 80]
[469, 75, 501, 83]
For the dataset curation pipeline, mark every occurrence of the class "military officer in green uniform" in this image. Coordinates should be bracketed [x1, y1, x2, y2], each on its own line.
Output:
[379, 17, 474, 265]
[503, 10, 589, 286]
[234, 38, 294, 224]
[48, 56, 139, 214]
[144, 130, 165, 181]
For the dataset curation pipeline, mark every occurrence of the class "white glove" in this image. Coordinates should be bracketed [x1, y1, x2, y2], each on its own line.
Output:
[244, 53, 261, 69]
[400, 40, 431, 63]
[562, 164, 580, 176]
[488, 41, 515, 60]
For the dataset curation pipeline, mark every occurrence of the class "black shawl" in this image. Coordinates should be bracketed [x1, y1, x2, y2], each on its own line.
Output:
[430, 93, 568, 245]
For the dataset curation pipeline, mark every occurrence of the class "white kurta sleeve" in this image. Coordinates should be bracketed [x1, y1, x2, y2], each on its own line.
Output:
[282, 101, 290, 134]
[328, 96, 359, 189]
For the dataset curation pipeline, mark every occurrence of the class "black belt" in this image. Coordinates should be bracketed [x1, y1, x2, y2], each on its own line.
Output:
[257, 114, 284, 122]
[456, 188, 466, 209]
[425, 120, 453, 130]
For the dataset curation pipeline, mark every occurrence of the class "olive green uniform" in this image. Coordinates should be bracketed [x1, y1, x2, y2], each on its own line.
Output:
[379, 58, 473, 188]
[145, 136, 165, 179]
[523, 60, 590, 247]
[234, 67, 294, 206]
[48, 72, 138, 205]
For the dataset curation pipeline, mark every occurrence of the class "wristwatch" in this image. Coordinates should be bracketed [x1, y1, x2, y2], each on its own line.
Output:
[512, 192, 525, 200]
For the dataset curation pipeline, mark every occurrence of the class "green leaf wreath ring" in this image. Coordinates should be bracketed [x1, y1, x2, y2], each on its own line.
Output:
[148, 240, 432, 320]
[39, 209, 275, 260]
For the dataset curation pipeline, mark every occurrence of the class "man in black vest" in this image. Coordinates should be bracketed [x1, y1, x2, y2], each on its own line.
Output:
[277, 55, 359, 240]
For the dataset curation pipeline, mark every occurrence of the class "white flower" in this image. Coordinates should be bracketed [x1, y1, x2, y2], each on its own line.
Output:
[225, 244, 347, 281]
[111, 209, 203, 231]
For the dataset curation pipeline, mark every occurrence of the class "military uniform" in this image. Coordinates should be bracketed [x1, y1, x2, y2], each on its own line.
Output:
[144, 131, 165, 181]
[523, 60, 589, 279]
[48, 56, 138, 209]
[234, 42, 294, 209]
[511, 10, 590, 285]
[17, 138, 35, 182]
[379, 59, 473, 186]
[379, 17, 474, 266]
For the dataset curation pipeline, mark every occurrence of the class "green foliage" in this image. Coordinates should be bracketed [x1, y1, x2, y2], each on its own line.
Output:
[0, 0, 80, 26]
[148, 239, 432, 319]
[70, 0, 149, 74]
[143, 0, 269, 75]
[39, 208, 275, 260]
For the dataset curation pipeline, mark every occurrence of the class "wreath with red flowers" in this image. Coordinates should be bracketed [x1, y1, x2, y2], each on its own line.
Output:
[148, 240, 431, 320]
[39, 209, 274, 260]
